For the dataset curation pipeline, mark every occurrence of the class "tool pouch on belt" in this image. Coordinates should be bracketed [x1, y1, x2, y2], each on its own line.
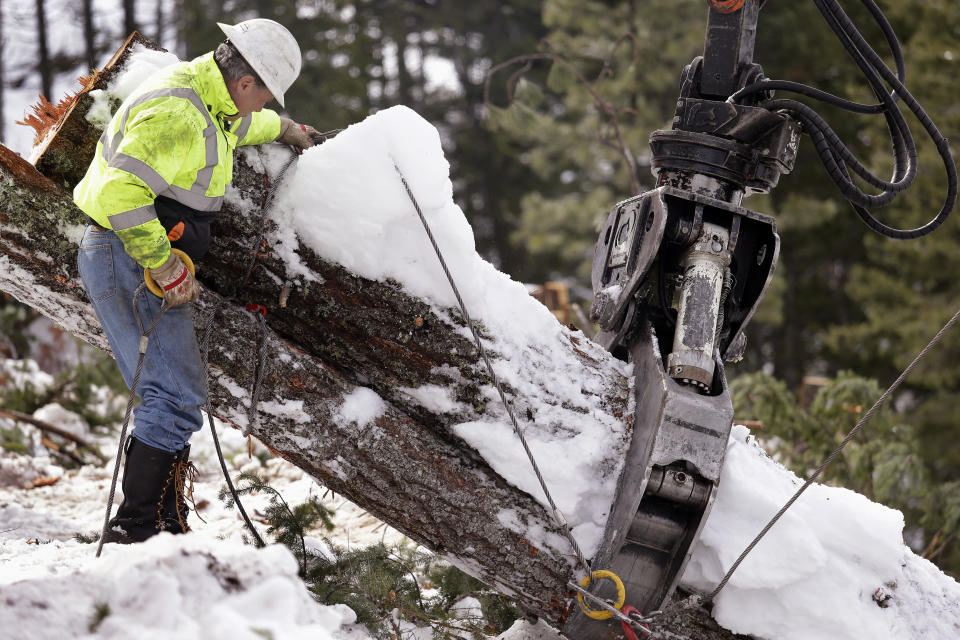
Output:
[155, 196, 219, 261]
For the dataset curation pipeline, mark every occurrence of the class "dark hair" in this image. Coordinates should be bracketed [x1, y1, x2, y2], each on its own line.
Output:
[214, 42, 266, 87]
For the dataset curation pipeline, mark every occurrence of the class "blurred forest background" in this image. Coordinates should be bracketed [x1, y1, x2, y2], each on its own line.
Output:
[0, 0, 957, 578]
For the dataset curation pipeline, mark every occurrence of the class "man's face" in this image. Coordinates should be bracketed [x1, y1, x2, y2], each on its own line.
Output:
[227, 75, 275, 119]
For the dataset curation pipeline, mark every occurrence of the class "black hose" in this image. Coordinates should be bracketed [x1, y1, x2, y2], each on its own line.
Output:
[732, 0, 955, 239]
[731, 80, 886, 115]
[810, 0, 916, 195]
[814, 0, 956, 238]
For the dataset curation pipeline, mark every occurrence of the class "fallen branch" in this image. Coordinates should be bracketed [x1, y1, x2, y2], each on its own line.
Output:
[0, 407, 97, 450]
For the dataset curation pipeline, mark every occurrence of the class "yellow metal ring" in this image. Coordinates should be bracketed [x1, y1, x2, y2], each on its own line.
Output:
[144, 248, 195, 298]
[576, 570, 626, 620]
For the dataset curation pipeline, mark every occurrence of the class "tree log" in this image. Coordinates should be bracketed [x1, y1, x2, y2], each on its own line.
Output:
[0, 39, 745, 640]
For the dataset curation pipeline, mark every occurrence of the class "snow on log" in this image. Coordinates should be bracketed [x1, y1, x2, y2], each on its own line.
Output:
[0, 39, 637, 631]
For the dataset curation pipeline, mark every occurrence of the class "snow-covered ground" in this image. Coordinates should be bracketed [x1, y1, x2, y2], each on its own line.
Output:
[0, 379, 404, 640]
[2, 46, 959, 640]
[3, 394, 958, 640]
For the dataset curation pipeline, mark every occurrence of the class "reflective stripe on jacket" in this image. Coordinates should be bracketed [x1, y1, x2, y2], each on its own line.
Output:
[73, 52, 282, 268]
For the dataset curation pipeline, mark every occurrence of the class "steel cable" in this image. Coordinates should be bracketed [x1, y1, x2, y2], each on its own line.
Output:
[394, 161, 594, 577]
[97, 143, 312, 555]
[705, 306, 960, 602]
[96, 284, 166, 557]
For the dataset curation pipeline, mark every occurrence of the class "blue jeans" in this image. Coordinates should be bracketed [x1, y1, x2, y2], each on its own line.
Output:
[77, 226, 205, 452]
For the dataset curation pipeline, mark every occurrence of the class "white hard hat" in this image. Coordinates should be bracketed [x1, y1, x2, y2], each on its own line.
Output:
[218, 19, 301, 108]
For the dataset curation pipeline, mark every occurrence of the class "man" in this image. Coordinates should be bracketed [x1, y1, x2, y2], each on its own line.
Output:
[74, 19, 317, 544]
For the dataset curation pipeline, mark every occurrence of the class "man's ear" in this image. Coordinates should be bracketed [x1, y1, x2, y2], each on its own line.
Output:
[237, 74, 257, 92]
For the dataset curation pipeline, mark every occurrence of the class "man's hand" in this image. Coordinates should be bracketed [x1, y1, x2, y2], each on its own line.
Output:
[277, 116, 319, 151]
[149, 251, 199, 307]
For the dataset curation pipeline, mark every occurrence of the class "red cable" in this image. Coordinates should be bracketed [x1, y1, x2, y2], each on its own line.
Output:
[619, 606, 652, 639]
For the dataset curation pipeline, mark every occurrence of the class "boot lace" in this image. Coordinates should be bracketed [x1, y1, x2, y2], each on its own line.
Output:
[156, 458, 205, 531]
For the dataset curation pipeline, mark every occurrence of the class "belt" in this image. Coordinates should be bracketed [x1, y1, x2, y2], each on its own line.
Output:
[87, 217, 110, 232]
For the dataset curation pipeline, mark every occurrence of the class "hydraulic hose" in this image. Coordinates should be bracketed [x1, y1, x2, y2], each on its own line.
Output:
[731, 0, 955, 239]
[814, 0, 956, 238]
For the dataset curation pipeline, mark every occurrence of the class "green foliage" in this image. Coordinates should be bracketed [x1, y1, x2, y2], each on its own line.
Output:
[427, 564, 522, 635]
[0, 298, 35, 359]
[222, 472, 520, 638]
[0, 352, 126, 433]
[308, 542, 431, 633]
[0, 423, 29, 454]
[731, 370, 957, 576]
[0, 363, 50, 416]
[219, 470, 335, 576]
[87, 602, 111, 633]
[63, 346, 129, 429]
[307, 542, 519, 638]
[73, 531, 100, 544]
[486, 0, 710, 283]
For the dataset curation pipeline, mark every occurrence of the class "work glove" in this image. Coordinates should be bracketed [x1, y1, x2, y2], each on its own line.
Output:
[149, 251, 199, 307]
[277, 117, 319, 151]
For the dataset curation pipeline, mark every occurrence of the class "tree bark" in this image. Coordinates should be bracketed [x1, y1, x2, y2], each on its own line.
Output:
[0, 39, 746, 640]
[0, 4, 5, 145]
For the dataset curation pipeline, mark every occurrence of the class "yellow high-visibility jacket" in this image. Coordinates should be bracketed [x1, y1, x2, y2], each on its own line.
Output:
[74, 52, 282, 268]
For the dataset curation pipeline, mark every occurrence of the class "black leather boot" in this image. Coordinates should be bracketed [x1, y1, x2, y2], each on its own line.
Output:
[101, 437, 193, 544]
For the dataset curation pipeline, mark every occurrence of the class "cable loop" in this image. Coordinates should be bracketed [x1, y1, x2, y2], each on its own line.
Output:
[577, 570, 626, 620]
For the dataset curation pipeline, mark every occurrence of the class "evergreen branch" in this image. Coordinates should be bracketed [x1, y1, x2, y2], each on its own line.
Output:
[540, 38, 639, 193]
[482, 53, 552, 106]
[482, 37, 643, 194]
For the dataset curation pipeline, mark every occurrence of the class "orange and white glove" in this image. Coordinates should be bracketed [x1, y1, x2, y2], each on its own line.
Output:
[277, 117, 319, 151]
[148, 251, 199, 307]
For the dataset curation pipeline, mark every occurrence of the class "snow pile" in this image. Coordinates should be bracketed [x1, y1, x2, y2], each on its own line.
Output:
[33, 402, 91, 439]
[683, 425, 960, 640]
[0, 452, 62, 490]
[0, 535, 366, 640]
[0, 394, 410, 640]
[1, 358, 55, 392]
